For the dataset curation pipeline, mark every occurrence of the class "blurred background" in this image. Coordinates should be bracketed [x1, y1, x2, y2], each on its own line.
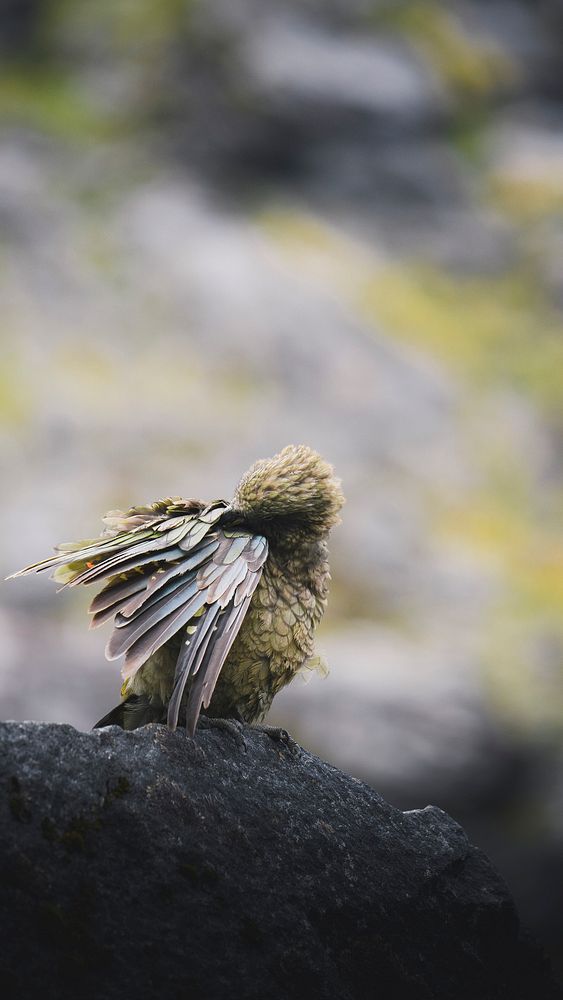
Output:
[1, 0, 562, 977]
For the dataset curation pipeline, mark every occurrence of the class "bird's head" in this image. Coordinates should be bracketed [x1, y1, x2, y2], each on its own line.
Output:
[231, 444, 344, 539]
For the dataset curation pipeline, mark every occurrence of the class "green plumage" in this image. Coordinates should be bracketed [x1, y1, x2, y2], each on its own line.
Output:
[8, 445, 344, 736]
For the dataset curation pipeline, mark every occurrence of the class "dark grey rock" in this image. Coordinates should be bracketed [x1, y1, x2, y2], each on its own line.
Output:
[0, 0, 43, 55]
[0, 721, 558, 1000]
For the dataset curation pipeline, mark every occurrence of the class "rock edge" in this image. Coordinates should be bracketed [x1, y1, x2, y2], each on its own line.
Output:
[0, 721, 558, 1000]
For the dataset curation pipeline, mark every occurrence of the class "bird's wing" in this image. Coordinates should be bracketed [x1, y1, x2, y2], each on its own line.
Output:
[6, 497, 209, 586]
[8, 498, 268, 736]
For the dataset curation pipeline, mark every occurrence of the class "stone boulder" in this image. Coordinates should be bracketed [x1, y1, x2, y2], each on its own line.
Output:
[0, 720, 558, 1000]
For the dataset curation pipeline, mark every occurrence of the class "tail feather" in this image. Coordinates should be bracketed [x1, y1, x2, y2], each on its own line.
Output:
[93, 694, 164, 731]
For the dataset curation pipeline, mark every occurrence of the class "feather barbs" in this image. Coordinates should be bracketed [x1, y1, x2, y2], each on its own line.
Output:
[8, 496, 268, 736]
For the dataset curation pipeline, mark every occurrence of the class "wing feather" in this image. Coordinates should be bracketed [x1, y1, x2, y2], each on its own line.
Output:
[6, 501, 216, 585]
[118, 528, 267, 730]
[121, 591, 210, 677]
[90, 592, 148, 630]
[89, 574, 151, 615]
[115, 539, 221, 619]
[8, 496, 268, 736]
[167, 604, 222, 731]
[6, 529, 153, 580]
[107, 580, 201, 659]
[222, 535, 251, 564]
[184, 597, 253, 737]
[61, 545, 186, 588]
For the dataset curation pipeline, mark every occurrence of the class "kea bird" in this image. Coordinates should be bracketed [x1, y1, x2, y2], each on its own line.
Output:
[9, 445, 344, 738]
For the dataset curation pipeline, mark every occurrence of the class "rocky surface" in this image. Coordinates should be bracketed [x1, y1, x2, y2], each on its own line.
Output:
[0, 720, 559, 1000]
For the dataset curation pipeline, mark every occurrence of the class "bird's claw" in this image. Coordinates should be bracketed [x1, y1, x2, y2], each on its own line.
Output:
[197, 716, 247, 750]
[252, 725, 301, 757]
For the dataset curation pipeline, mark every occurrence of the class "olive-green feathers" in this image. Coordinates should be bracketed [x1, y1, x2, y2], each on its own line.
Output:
[8, 445, 342, 736]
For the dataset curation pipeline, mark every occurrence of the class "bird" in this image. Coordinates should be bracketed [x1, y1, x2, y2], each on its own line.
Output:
[8, 445, 344, 738]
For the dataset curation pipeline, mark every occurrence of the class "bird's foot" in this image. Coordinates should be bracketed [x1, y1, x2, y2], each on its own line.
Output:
[197, 715, 246, 750]
[251, 725, 301, 757]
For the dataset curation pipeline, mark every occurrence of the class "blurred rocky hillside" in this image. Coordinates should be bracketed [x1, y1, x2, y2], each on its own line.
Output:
[0, 0, 562, 976]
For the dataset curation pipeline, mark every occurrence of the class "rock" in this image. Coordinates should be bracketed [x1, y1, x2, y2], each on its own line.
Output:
[242, 16, 445, 119]
[0, 721, 558, 1000]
